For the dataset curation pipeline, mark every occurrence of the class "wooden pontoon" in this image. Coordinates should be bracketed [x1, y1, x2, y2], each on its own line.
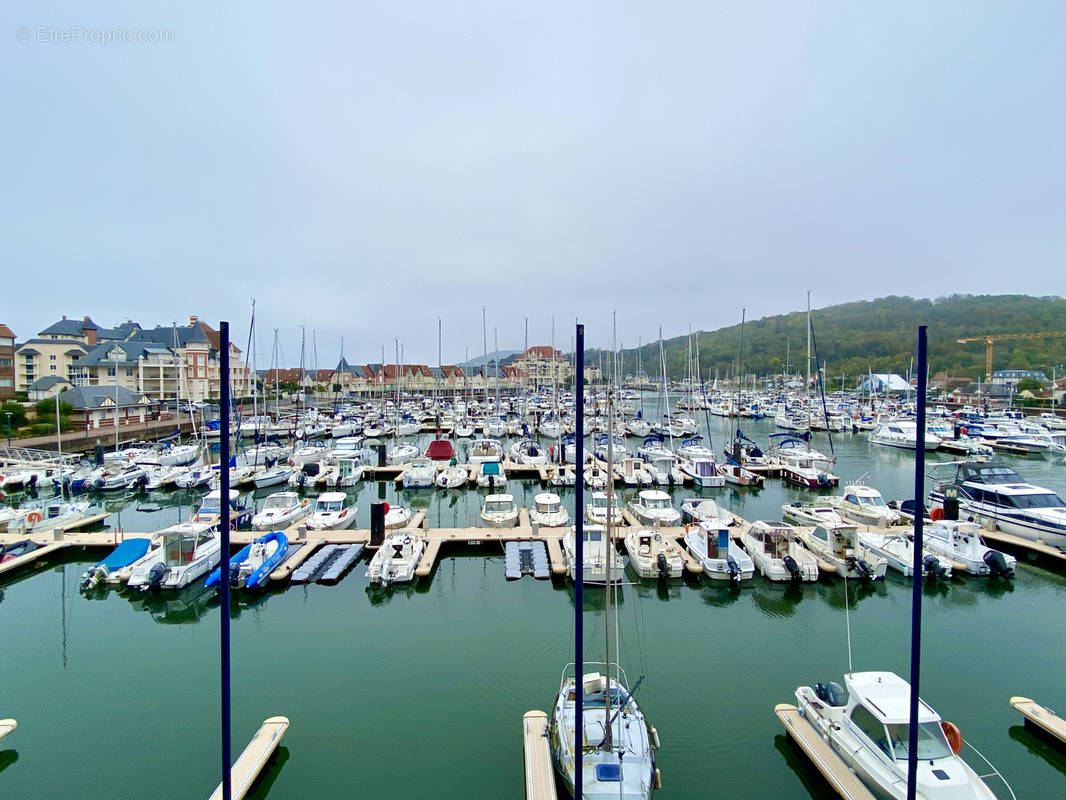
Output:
[775, 703, 876, 800]
[208, 716, 289, 800]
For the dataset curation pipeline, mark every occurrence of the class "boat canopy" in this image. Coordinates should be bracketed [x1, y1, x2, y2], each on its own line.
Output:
[425, 439, 455, 460]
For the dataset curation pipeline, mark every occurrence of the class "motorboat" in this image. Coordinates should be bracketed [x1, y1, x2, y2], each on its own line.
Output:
[424, 438, 456, 465]
[715, 461, 763, 487]
[80, 537, 151, 589]
[172, 465, 215, 490]
[629, 490, 681, 527]
[644, 453, 684, 486]
[676, 436, 715, 461]
[480, 493, 519, 528]
[869, 420, 941, 450]
[794, 672, 1002, 800]
[529, 492, 570, 528]
[435, 464, 468, 489]
[126, 522, 222, 592]
[205, 531, 288, 590]
[384, 504, 414, 529]
[549, 665, 659, 800]
[251, 491, 312, 531]
[194, 490, 254, 530]
[624, 529, 683, 579]
[796, 524, 888, 580]
[583, 464, 609, 490]
[306, 492, 358, 530]
[476, 461, 507, 489]
[547, 463, 577, 487]
[928, 461, 1066, 551]
[509, 438, 548, 465]
[857, 530, 952, 580]
[922, 520, 1015, 577]
[467, 438, 503, 464]
[561, 525, 625, 585]
[8, 500, 91, 534]
[827, 483, 902, 527]
[683, 523, 754, 582]
[252, 464, 294, 489]
[781, 501, 846, 528]
[386, 443, 420, 465]
[365, 532, 425, 586]
[768, 433, 839, 489]
[619, 457, 654, 487]
[90, 463, 147, 492]
[679, 457, 725, 488]
[737, 520, 819, 582]
[0, 539, 38, 562]
[585, 491, 624, 526]
[679, 497, 733, 527]
[402, 457, 437, 489]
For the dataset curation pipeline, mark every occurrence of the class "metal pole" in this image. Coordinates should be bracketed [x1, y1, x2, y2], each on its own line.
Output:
[906, 324, 927, 800]
[574, 322, 585, 800]
[219, 321, 232, 800]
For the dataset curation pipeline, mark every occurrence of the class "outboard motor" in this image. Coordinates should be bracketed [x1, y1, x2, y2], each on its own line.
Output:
[28, 474, 38, 488]
[783, 554, 802, 582]
[983, 549, 1013, 578]
[923, 554, 946, 580]
[656, 553, 670, 580]
[854, 558, 873, 581]
[141, 562, 166, 592]
[726, 554, 741, 582]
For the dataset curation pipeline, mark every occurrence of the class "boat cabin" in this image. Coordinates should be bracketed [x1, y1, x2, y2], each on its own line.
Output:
[750, 521, 797, 558]
[535, 494, 561, 515]
[842, 672, 952, 763]
[159, 522, 215, 567]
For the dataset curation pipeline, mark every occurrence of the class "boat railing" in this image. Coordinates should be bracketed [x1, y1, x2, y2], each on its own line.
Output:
[962, 738, 1016, 800]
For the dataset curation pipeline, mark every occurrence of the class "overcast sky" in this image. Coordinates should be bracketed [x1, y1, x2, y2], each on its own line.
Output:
[4, 1, 1064, 366]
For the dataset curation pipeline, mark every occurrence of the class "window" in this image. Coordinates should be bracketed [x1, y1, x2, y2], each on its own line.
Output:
[0, 336, 13, 347]
[849, 705, 891, 757]
[50, 354, 56, 361]
[125, 368, 133, 377]
[107, 367, 116, 377]
[0, 378, 11, 387]
[884, 723, 952, 761]
[0, 358, 11, 366]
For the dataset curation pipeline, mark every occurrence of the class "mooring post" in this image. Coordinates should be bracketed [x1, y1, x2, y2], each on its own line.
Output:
[219, 320, 232, 800]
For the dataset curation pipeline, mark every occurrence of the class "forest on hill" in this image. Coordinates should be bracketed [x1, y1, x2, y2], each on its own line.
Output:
[591, 295, 1066, 384]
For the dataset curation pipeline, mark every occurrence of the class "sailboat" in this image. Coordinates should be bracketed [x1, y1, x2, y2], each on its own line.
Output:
[549, 382, 660, 799]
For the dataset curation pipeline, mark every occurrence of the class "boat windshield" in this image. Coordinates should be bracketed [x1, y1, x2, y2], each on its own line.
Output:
[886, 722, 953, 761]
[485, 501, 512, 513]
[537, 501, 557, 513]
[199, 499, 221, 514]
[263, 496, 291, 510]
[858, 495, 886, 507]
[645, 497, 670, 510]
[317, 500, 343, 512]
[695, 462, 714, 477]
[1007, 492, 1065, 509]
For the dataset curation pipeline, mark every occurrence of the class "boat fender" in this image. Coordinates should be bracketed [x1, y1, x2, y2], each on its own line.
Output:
[653, 768, 662, 789]
[783, 554, 802, 582]
[649, 725, 660, 749]
[941, 721, 963, 755]
[983, 549, 1013, 578]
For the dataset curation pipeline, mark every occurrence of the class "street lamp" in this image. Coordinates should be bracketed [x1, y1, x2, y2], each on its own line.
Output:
[4, 411, 11, 445]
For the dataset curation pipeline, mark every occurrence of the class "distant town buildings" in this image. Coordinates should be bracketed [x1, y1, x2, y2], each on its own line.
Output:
[0, 323, 14, 400]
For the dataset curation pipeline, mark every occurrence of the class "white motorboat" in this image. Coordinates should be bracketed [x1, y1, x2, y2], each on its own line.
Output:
[828, 483, 902, 527]
[480, 493, 519, 528]
[435, 464, 468, 489]
[365, 532, 425, 586]
[715, 461, 763, 487]
[476, 461, 507, 489]
[794, 672, 1002, 800]
[402, 457, 437, 489]
[619, 457, 654, 487]
[172, 465, 215, 490]
[529, 492, 570, 528]
[781, 501, 846, 528]
[624, 529, 683, 579]
[684, 523, 754, 581]
[384, 505, 414, 529]
[869, 419, 941, 451]
[509, 438, 548, 465]
[193, 489, 254, 530]
[547, 463, 577, 487]
[8, 500, 92, 534]
[737, 520, 819, 582]
[679, 497, 733, 527]
[386, 443, 420, 465]
[126, 522, 222, 591]
[857, 530, 952, 579]
[467, 438, 503, 464]
[629, 490, 681, 527]
[306, 492, 358, 530]
[796, 523, 888, 580]
[679, 457, 725, 488]
[253, 464, 294, 489]
[90, 464, 147, 492]
[251, 491, 312, 531]
[922, 520, 1015, 577]
[585, 491, 624, 526]
[583, 464, 609, 490]
[929, 461, 1066, 551]
[561, 525, 625, 585]
[645, 453, 684, 486]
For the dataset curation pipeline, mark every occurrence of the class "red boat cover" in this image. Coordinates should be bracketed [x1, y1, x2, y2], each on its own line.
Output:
[425, 439, 455, 460]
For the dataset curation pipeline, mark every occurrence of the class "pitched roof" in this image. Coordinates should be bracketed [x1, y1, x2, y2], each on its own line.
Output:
[18, 338, 87, 349]
[0, 324, 14, 338]
[62, 385, 150, 410]
[27, 376, 71, 391]
[336, 356, 354, 373]
[520, 345, 565, 361]
[40, 317, 98, 336]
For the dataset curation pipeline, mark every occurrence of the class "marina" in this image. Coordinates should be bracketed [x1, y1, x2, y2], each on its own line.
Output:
[1, 408, 1065, 798]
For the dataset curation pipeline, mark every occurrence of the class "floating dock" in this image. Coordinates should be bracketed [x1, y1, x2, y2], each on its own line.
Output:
[774, 703, 876, 800]
[208, 716, 289, 800]
[270, 540, 317, 582]
[0, 718, 16, 744]
[1010, 696, 1066, 744]
[522, 710, 557, 800]
[0, 541, 72, 578]
[980, 529, 1066, 565]
[505, 541, 550, 579]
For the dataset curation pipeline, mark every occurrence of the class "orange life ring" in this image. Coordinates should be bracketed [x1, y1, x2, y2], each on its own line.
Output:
[941, 720, 962, 755]
[930, 507, 945, 521]
[27, 511, 43, 524]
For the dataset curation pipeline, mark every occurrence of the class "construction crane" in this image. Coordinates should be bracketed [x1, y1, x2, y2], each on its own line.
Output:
[955, 332, 1066, 381]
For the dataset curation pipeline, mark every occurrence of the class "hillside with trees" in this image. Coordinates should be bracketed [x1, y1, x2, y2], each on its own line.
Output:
[592, 295, 1066, 384]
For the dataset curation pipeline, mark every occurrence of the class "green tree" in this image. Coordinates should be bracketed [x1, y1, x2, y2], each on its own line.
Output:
[1015, 378, 1045, 394]
[1, 401, 27, 428]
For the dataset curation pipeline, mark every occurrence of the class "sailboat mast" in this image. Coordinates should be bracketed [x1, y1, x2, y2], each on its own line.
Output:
[604, 386, 614, 751]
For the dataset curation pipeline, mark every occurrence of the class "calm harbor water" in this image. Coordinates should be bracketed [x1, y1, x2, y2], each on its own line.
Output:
[2, 415, 1065, 799]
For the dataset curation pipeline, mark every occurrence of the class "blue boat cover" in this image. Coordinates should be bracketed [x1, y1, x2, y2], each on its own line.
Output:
[95, 538, 150, 570]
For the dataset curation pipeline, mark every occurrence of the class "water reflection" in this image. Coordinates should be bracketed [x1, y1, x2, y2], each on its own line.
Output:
[365, 582, 418, 606]
[751, 581, 806, 618]
[0, 750, 18, 775]
[816, 578, 887, 610]
[139, 584, 217, 624]
[245, 746, 290, 800]
[1008, 725, 1066, 778]
[699, 581, 745, 607]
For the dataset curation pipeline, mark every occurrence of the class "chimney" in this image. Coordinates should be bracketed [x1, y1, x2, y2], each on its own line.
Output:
[189, 315, 198, 325]
[82, 319, 97, 346]
[62, 315, 67, 320]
